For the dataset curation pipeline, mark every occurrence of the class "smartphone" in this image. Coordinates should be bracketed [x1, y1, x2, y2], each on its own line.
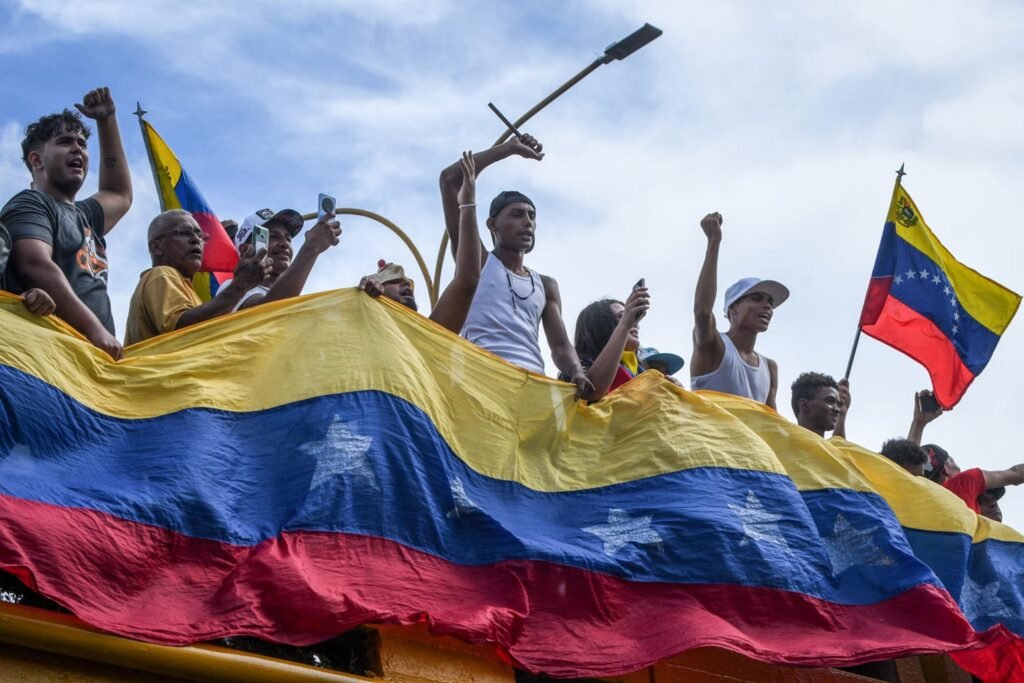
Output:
[919, 393, 941, 413]
[318, 193, 336, 220]
[251, 225, 269, 256]
[634, 278, 647, 320]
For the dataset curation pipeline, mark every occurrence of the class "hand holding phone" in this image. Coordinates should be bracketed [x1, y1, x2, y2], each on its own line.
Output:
[918, 392, 941, 414]
[318, 193, 337, 221]
[251, 225, 269, 257]
[633, 278, 648, 322]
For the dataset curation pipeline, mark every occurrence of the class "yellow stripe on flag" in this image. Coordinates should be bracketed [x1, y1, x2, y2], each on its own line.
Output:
[142, 121, 183, 210]
[887, 186, 1020, 336]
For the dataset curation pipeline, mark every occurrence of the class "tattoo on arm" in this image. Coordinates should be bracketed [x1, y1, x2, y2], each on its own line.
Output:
[103, 158, 116, 169]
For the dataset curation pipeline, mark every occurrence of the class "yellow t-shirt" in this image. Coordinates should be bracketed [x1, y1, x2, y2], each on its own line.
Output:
[124, 266, 202, 346]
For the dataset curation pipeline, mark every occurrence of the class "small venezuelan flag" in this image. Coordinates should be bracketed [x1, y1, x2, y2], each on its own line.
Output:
[858, 184, 1020, 408]
[141, 119, 236, 299]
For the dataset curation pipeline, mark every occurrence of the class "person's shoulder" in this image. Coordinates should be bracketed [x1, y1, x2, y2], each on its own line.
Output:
[142, 266, 182, 283]
[1, 189, 54, 216]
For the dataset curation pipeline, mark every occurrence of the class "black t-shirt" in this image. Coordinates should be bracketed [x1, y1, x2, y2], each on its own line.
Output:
[0, 189, 113, 334]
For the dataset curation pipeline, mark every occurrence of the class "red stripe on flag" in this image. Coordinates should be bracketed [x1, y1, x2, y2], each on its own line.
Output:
[192, 211, 238, 273]
[0, 495, 999, 678]
[859, 276, 892, 326]
[861, 295, 975, 408]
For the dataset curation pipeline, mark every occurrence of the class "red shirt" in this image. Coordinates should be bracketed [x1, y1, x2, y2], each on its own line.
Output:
[943, 468, 986, 513]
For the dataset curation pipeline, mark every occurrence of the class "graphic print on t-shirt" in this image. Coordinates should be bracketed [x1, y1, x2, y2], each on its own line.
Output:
[75, 224, 109, 284]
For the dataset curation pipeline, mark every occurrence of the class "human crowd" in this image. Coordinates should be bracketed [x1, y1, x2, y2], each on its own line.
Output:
[2, 88, 1021, 525]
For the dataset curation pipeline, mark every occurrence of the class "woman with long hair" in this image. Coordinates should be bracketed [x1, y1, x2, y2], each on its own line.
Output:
[567, 285, 650, 400]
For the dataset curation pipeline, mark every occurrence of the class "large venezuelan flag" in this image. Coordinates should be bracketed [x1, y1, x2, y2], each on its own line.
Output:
[0, 290, 1023, 679]
[858, 183, 1020, 408]
[140, 119, 237, 299]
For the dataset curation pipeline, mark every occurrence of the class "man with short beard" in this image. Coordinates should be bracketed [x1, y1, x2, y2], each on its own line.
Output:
[2, 87, 132, 359]
[690, 212, 787, 409]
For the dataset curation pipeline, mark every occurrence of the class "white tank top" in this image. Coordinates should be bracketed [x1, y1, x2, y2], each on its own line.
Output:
[461, 252, 546, 374]
[690, 333, 771, 403]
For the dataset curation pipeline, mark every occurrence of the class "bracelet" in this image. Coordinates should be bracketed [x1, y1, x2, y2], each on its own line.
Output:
[458, 203, 476, 209]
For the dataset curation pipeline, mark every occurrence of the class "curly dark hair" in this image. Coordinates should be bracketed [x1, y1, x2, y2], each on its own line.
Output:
[573, 299, 623, 364]
[790, 371, 838, 415]
[880, 438, 929, 471]
[21, 110, 91, 171]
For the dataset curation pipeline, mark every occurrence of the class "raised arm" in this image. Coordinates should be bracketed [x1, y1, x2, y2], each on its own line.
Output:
[75, 87, 132, 233]
[907, 389, 943, 445]
[982, 465, 1024, 489]
[177, 245, 271, 328]
[690, 212, 725, 375]
[10, 239, 122, 359]
[238, 215, 341, 310]
[540, 275, 594, 400]
[765, 358, 779, 411]
[431, 151, 482, 333]
[585, 287, 650, 400]
[439, 134, 544, 260]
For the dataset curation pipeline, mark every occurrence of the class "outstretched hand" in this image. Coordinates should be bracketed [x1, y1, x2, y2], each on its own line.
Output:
[304, 214, 342, 254]
[700, 212, 723, 241]
[504, 133, 544, 161]
[457, 151, 476, 206]
[75, 87, 116, 121]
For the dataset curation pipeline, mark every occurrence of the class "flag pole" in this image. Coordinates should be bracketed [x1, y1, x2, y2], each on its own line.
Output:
[844, 163, 907, 380]
[133, 103, 166, 213]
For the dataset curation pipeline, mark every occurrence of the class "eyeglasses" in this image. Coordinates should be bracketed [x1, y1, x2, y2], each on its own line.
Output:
[154, 228, 209, 242]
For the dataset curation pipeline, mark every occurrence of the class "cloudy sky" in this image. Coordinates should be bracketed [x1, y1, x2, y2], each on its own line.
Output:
[3, 1, 1023, 524]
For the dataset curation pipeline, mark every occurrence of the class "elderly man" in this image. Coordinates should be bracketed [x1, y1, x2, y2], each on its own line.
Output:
[124, 210, 270, 345]
[2, 87, 132, 359]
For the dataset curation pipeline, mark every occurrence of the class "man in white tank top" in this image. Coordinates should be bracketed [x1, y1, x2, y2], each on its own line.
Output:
[439, 135, 593, 399]
[689, 212, 789, 409]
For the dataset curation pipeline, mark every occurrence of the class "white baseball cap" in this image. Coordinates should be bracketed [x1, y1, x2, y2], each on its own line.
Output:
[723, 277, 790, 315]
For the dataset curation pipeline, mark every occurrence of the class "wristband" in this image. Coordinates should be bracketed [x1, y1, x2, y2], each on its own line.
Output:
[458, 203, 476, 209]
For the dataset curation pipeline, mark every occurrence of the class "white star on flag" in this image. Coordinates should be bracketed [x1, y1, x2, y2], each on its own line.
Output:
[894, 274, 904, 285]
[906, 270, 917, 279]
[961, 575, 1015, 621]
[298, 416, 378, 492]
[447, 476, 480, 518]
[952, 325, 959, 334]
[583, 508, 663, 557]
[728, 491, 789, 551]
[919, 269, 929, 279]
[944, 285, 951, 295]
[953, 311, 960, 321]
[822, 513, 894, 576]
[932, 275, 941, 284]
